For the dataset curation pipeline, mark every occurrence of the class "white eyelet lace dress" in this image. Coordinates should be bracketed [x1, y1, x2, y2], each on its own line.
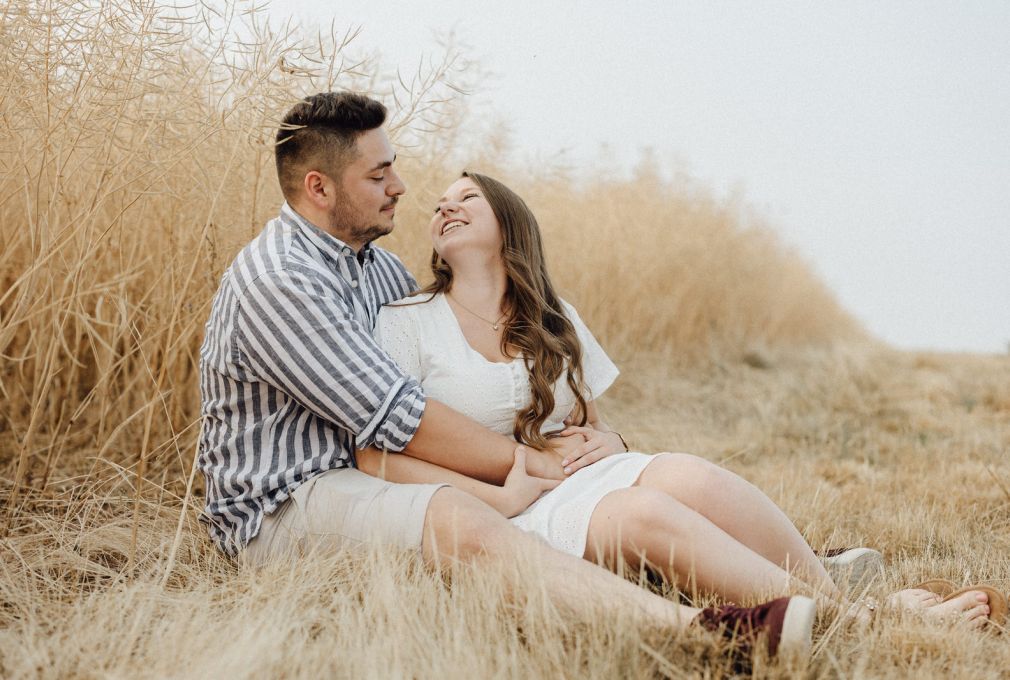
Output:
[373, 292, 653, 557]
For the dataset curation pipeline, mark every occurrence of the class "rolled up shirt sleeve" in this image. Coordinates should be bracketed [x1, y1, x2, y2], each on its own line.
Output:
[233, 265, 425, 452]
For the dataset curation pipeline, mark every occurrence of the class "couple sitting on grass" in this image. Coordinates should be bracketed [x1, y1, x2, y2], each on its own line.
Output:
[197, 91, 1005, 665]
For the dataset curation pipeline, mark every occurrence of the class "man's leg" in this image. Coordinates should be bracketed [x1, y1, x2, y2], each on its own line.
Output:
[242, 468, 699, 630]
[244, 471, 822, 657]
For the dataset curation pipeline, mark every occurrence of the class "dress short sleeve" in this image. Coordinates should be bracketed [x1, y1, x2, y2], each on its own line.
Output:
[373, 302, 423, 381]
[559, 299, 619, 400]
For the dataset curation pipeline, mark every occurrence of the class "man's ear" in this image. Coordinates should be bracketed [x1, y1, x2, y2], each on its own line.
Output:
[302, 170, 331, 209]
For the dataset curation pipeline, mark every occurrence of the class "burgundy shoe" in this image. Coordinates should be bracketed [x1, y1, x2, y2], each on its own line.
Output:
[694, 596, 815, 660]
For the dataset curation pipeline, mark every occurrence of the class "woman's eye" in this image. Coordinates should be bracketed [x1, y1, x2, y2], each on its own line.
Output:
[370, 176, 384, 182]
[463, 193, 478, 200]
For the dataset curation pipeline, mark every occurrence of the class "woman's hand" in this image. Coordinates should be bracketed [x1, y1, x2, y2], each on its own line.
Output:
[500, 446, 562, 517]
[540, 430, 586, 471]
[557, 426, 628, 475]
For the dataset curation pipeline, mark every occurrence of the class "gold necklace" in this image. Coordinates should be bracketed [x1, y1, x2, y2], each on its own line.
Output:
[448, 293, 507, 331]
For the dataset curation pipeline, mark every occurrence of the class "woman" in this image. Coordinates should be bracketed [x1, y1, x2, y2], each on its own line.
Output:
[357, 171, 999, 630]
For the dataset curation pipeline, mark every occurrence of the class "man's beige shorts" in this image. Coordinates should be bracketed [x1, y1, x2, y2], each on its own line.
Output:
[241, 467, 447, 567]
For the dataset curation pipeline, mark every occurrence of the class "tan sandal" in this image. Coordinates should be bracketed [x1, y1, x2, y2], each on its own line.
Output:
[942, 586, 1008, 628]
[910, 578, 957, 599]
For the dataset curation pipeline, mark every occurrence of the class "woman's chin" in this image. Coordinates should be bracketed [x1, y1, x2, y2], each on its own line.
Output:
[435, 239, 503, 271]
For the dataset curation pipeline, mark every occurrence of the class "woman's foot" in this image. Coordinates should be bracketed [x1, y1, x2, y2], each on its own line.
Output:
[841, 589, 939, 628]
[921, 590, 992, 629]
[887, 588, 993, 629]
[886, 587, 943, 611]
[844, 587, 993, 630]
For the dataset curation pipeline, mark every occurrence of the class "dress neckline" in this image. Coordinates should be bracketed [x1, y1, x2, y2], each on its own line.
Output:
[436, 293, 522, 366]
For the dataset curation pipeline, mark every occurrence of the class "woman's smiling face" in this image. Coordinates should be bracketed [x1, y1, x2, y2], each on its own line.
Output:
[429, 177, 503, 264]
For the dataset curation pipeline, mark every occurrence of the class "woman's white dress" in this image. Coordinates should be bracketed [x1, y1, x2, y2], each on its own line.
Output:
[373, 292, 653, 557]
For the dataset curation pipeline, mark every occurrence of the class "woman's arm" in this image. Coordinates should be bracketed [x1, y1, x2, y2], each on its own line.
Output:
[557, 400, 629, 475]
[356, 446, 560, 518]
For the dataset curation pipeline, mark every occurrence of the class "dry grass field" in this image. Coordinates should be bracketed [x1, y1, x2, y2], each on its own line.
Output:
[2, 3, 1008, 678]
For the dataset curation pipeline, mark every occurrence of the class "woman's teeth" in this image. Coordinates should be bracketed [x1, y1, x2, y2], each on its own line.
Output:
[442, 220, 465, 234]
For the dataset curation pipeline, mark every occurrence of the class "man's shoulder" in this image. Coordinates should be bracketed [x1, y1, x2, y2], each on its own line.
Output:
[226, 217, 326, 294]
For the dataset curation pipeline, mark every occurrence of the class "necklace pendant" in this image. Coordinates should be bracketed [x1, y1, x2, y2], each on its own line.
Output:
[492, 323, 499, 331]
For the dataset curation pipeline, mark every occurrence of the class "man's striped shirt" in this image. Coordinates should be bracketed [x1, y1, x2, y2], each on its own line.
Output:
[197, 203, 424, 557]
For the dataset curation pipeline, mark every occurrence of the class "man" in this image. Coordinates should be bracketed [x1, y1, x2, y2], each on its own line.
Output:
[197, 91, 818, 661]
[197, 91, 569, 561]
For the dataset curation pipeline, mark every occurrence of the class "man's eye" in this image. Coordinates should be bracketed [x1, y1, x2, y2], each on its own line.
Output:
[370, 176, 384, 182]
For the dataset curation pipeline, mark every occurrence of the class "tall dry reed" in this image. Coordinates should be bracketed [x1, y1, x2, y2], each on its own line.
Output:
[0, 0, 856, 535]
[0, 0, 468, 540]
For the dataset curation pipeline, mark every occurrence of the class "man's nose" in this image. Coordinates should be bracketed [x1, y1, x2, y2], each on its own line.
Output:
[387, 170, 406, 197]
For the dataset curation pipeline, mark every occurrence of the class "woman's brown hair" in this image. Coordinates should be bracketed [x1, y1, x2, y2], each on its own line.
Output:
[418, 171, 589, 448]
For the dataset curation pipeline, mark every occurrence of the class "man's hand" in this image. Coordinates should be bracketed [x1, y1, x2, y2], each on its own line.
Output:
[500, 447, 562, 517]
[557, 425, 627, 475]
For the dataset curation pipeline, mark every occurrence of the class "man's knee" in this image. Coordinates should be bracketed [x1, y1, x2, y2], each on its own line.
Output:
[422, 486, 514, 558]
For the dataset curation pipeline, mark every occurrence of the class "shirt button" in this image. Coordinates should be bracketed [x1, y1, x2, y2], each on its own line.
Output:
[350, 280, 358, 288]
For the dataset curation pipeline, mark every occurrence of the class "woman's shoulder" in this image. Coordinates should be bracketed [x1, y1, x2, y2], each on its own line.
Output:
[378, 292, 445, 329]
[555, 297, 607, 349]
[555, 296, 586, 327]
[382, 291, 442, 311]
[557, 296, 577, 315]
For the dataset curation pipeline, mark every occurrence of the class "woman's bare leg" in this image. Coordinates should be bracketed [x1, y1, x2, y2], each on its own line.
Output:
[591, 460, 992, 627]
[636, 453, 837, 592]
[584, 485, 817, 602]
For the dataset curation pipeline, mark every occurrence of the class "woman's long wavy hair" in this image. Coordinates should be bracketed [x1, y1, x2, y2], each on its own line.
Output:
[419, 171, 589, 448]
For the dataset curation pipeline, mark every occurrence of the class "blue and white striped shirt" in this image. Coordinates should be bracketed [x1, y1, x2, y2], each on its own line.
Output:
[197, 203, 425, 557]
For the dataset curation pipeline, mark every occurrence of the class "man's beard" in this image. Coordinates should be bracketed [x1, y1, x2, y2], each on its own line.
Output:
[342, 217, 390, 246]
[329, 194, 394, 246]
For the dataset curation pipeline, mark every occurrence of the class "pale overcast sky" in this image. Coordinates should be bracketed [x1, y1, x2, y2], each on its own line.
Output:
[263, 1, 1010, 354]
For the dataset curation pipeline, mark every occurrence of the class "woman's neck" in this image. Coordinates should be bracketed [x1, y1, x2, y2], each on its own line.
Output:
[448, 257, 508, 316]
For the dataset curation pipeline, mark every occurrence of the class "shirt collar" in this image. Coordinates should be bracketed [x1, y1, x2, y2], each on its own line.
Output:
[280, 202, 376, 265]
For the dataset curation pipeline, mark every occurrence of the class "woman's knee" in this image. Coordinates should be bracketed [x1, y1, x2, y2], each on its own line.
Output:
[587, 486, 688, 564]
[599, 486, 682, 536]
[422, 486, 514, 557]
[642, 452, 729, 499]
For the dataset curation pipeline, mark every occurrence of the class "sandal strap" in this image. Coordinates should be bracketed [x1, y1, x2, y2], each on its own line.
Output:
[909, 578, 957, 598]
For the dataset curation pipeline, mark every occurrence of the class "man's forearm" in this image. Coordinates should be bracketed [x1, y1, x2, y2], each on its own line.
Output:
[401, 399, 564, 484]
[357, 447, 516, 515]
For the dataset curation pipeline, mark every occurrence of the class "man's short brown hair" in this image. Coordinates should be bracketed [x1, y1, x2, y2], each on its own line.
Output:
[275, 92, 387, 201]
